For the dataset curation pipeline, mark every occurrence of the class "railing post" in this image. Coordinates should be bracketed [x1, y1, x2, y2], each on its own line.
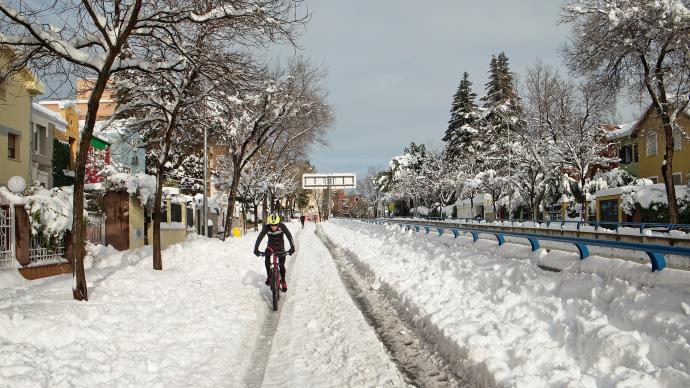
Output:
[645, 251, 666, 272]
[495, 233, 505, 246]
[574, 243, 589, 260]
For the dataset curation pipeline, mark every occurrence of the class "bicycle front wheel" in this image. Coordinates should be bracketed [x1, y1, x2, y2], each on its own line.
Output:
[272, 268, 279, 311]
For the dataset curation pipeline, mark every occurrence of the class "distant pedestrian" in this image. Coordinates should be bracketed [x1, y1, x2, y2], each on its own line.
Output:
[299, 215, 306, 228]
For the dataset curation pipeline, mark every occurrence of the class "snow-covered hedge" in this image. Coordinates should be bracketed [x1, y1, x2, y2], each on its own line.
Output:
[0, 185, 74, 239]
[620, 184, 690, 217]
[98, 165, 157, 205]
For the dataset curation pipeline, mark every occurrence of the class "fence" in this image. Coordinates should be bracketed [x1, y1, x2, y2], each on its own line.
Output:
[29, 233, 66, 265]
[86, 212, 105, 245]
[0, 206, 14, 269]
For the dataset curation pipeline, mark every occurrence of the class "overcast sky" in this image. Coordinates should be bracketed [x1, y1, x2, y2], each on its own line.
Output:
[276, 0, 635, 183]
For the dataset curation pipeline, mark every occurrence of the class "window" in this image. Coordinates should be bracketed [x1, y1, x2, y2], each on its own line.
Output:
[131, 154, 139, 166]
[0, 79, 6, 100]
[673, 125, 683, 151]
[599, 199, 619, 223]
[646, 131, 657, 156]
[672, 173, 682, 186]
[33, 124, 39, 153]
[170, 203, 182, 223]
[619, 144, 634, 164]
[7, 133, 18, 160]
[186, 208, 194, 227]
[34, 124, 47, 155]
[633, 143, 639, 163]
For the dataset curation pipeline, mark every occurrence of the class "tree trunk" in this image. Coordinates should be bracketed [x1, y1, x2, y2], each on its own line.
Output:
[262, 194, 268, 223]
[152, 170, 165, 270]
[661, 120, 679, 223]
[223, 167, 241, 239]
[253, 203, 259, 231]
[69, 0, 142, 301]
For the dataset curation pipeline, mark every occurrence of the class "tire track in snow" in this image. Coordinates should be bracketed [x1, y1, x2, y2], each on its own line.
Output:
[316, 225, 476, 388]
[240, 229, 301, 388]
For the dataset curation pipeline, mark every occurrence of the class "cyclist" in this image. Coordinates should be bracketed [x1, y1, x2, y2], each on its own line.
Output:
[254, 213, 295, 292]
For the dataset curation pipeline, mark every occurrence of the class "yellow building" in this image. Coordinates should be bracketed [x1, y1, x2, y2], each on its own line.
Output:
[40, 101, 80, 171]
[0, 47, 44, 187]
[147, 188, 194, 250]
[631, 106, 690, 185]
[40, 78, 115, 122]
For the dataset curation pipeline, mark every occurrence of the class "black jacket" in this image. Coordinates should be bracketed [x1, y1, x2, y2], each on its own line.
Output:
[254, 222, 295, 252]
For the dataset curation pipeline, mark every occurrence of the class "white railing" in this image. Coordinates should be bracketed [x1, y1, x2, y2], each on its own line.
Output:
[29, 234, 66, 265]
[0, 206, 15, 269]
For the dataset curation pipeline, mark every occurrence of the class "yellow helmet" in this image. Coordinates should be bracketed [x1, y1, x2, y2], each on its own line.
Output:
[267, 214, 281, 225]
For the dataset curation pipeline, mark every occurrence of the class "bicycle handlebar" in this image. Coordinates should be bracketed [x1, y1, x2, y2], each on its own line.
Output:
[257, 250, 292, 256]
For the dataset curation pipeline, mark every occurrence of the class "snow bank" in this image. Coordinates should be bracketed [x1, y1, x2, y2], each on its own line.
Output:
[322, 220, 690, 388]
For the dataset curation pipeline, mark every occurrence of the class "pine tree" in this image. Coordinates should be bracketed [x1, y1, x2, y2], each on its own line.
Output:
[479, 52, 524, 168]
[442, 72, 480, 162]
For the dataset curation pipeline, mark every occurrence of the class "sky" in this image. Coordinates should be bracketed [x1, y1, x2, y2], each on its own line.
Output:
[281, 1, 635, 183]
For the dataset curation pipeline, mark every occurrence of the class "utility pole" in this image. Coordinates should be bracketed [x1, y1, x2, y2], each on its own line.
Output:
[203, 125, 208, 237]
[326, 176, 332, 220]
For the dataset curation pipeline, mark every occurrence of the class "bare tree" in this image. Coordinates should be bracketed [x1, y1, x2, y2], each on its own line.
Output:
[211, 59, 333, 238]
[0, 0, 307, 300]
[561, 0, 690, 222]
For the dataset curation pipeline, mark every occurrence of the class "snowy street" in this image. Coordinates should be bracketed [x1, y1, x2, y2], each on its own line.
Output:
[0, 222, 408, 387]
[1, 219, 690, 387]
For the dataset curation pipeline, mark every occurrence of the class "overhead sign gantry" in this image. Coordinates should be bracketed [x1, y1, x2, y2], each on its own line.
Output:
[302, 173, 356, 219]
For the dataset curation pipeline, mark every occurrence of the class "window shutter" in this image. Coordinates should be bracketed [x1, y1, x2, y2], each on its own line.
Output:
[646, 132, 657, 156]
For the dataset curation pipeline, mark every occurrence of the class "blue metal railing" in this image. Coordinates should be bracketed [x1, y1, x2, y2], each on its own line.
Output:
[387, 217, 690, 234]
[361, 219, 690, 272]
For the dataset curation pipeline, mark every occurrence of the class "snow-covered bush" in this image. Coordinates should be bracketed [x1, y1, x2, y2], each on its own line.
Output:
[98, 165, 157, 205]
[0, 185, 75, 249]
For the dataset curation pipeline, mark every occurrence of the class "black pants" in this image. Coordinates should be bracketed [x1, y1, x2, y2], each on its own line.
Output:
[264, 250, 286, 281]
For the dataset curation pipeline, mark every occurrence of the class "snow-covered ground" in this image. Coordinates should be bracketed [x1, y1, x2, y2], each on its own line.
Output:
[0, 224, 406, 387]
[322, 219, 690, 387]
[1, 219, 689, 387]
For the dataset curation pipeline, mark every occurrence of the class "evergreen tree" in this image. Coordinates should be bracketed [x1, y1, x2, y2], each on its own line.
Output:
[479, 52, 524, 170]
[442, 72, 480, 162]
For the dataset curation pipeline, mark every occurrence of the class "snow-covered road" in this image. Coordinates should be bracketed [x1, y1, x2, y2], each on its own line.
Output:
[1, 219, 689, 387]
[0, 223, 408, 387]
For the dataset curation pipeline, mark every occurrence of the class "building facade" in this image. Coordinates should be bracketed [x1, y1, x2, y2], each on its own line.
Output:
[0, 47, 44, 187]
[632, 108, 690, 185]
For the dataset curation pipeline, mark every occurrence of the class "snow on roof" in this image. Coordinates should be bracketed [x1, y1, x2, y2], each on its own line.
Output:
[605, 121, 638, 140]
[31, 103, 68, 133]
[38, 100, 81, 115]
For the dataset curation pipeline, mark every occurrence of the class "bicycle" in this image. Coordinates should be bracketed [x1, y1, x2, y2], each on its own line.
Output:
[261, 248, 291, 312]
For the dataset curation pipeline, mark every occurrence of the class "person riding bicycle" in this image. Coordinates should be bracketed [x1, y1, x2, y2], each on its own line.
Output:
[254, 214, 295, 292]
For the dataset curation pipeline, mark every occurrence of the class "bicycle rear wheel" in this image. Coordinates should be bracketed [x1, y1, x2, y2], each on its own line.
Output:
[272, 267, 279, 311]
